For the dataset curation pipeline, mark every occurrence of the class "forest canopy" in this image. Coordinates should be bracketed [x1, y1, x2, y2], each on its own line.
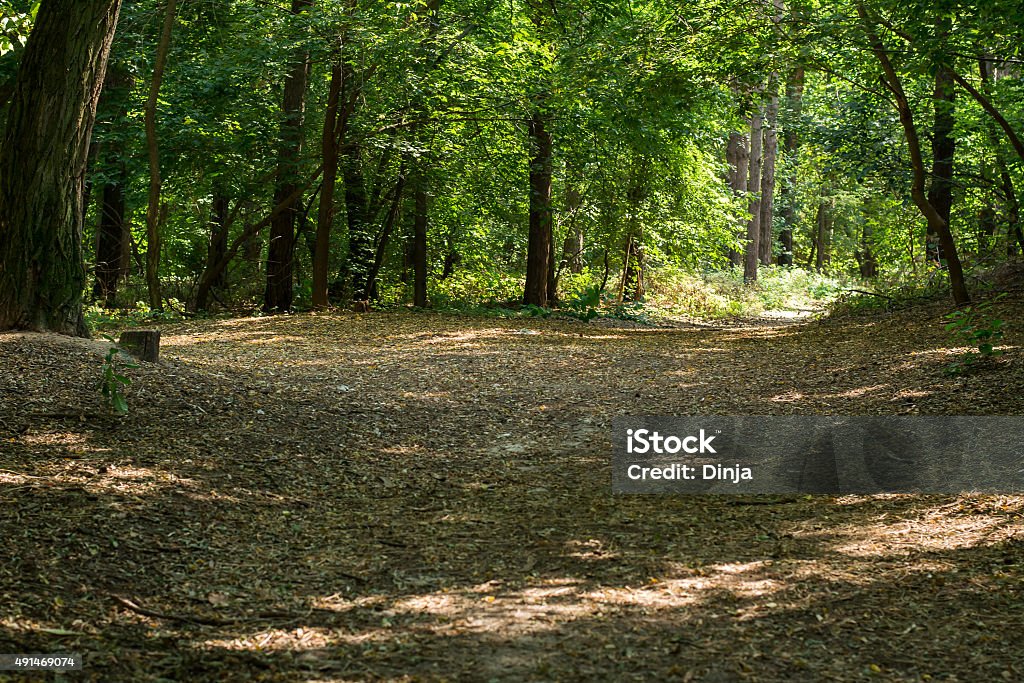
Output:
[1, 0, 1023, 330]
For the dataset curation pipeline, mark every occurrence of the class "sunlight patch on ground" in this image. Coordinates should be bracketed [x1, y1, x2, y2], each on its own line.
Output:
[18, 432, 95, 453]
[811, 516, 1014, 557]
[771, 391, 807, 402]
[826, 384, 890, 398]
[761, 309, 815, 319]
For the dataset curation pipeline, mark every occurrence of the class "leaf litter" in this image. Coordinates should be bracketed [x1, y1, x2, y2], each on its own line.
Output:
[0, 301, 1023, 681]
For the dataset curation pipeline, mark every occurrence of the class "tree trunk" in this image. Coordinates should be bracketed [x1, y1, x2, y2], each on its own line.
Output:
[560, 184, 583, 274]
[726, 131, 749, 266]
[143, 0, 177, 312]
[976, 59, 1023, 255]
[94, 180, 127, 307]
[313, 58, 342, 309]
[264, 0, 312, 313]
[524, 111, 552, 306]
[778, 67, 803, 266]
[856, 221, 878, 277]
[620, 235, 645, 301]
[0, 0, 122, 336]
[858, 4, 968, 304]
[744, 110, 764, 282]
[925, 66, 956, 264]
[365, 170, 407, 300]
[92, 62, 132, 308]
[413, 182, 428, 307]
[759, 88, 779, 266]
[814, 195, 832, 272]
[206, 192, 230, 291]
[344, 144, 373, 301]
[193, 168, 322, 312]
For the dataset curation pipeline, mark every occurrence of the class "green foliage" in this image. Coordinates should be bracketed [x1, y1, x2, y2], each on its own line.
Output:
[943, 295, 1006, 375]
[86, 301, 184, 332]
[646, 265, 843, 318]
[562, 284, 602, 321]
[97, 335, 138, 416]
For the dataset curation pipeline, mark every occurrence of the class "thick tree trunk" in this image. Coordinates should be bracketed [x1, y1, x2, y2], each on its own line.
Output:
[759, 88, 779, 266]
[413, 183, 428, 307]
[744, 110, 764, 282]
[144, 0, 177, 311]
[524, 111, 552, 306]
[778, 67, 803, 266]
[264, 0, 312, 313]
[0, 0, 122, 336]
[726, 131, 749, 266]
[313, 59, 342, 309]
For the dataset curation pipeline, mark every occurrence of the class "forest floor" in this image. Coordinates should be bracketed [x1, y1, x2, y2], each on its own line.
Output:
[2, 297, 1024, 682]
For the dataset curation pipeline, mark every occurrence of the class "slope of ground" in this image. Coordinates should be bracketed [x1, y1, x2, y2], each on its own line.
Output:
[1, 300, 1023, 682]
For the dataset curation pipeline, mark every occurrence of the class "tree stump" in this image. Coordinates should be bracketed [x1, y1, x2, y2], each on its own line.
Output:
[119, 330, 160, 362]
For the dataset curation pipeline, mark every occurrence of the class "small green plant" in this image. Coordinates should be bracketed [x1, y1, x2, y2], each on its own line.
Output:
[522, 303, 551, 318]
[943, 295, 1006, 374]
[563, 284, 602, 321]
[97, 335, 138, 415]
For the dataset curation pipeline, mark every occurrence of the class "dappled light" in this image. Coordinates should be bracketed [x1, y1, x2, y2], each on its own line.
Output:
[3, 308, 1024, 680]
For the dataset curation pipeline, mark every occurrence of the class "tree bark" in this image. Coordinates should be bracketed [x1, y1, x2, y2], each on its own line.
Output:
[814, 193, 832, 272]
[778, 67, 803, 266]
[925, 66, 956, 263]
[856, 221, 878, 277]
[206, 192, 231, 291]
[143, 0, 177, 311]
[412, 182, 428, 307]
[193, 165, 322, 311]
[744, 110, 764, 282]
[92, 62, 132, 308]
[0, 0, 122, 336]
[759, 87, 779, 266]
[524, 111, 553, 306]
[726, 131, 749, 266]
[313, 58, 342, 309]
[94, 179, 127, 307]
[264, 0, 313, 313]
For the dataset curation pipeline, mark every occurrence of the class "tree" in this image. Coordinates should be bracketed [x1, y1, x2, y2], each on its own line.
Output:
[744, 109, 764, 282]
[525, 110, 553, 305]
[143, 0, 177, 311]
[857, 3, 969, 304]
[778, 66, 803, 266]
[264, 0, 313, 313]
[0, 0, 122, 336]
[92, 61, 133, 308]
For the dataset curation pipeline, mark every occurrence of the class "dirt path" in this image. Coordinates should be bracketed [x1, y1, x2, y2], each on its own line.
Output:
[2, 308, 1023, 681]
